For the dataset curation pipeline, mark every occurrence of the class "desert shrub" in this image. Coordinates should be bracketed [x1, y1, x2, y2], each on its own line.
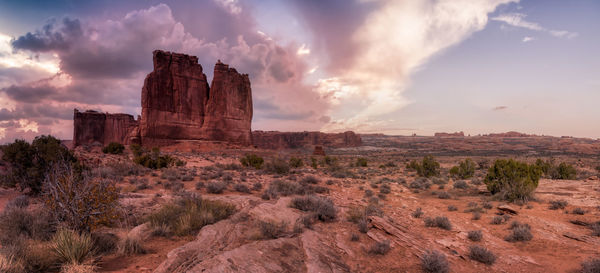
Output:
[407, 156, 440, 177]
[289, 157, 304, 168]
[424, 216, 452, 230]
[91, 232, 118, 254]
[590, 222, 600, 236]
[301, 175, 320, 184]
[505, 221, 532, 242]
[206, 182, 227, 194]
[51, 229, 95, 265]
[468, 230, 482, 241]
[44, 162, 120, 232]
[549, 200, 568, 210]
[356, 157, 368, 167]
[0, 207, 55, 245]
[265, 180, 302, 198]
[265, 158, 290, 175]
[482, 201, 493, 209]
[491, 216, 504, 225]
[358, 217, 369, 233]
[369, 240, 391, 255]
[412, 207, 424, 218]
[447, 205, 457, 211]
[410, 177, 432, 189]
[1, 135, 77, 194]
[572, 207, 585, 215]
[364, 189, 374, 197]
[438, 192, 451, 199]
[102, 142, 125, 154]
[252, 182, 263, 191]
[258, 220, 287, 239]
[581, 257, 600, 273]
[133, 147, 177, 169]
[453, 180, 468, 189]
[290, 195, 336, 222]
[146, 195, 235, 236]
[449, 158, 476, 179]
[472, 212, 481, 220]
[5, 195, 29, 209]
[346, 207, 366, 223]
[195, 181, 205, 190]
[234, 183, 251, 193]
[118, 233, 146, 255]
[534, 159, 553, 175]
[431, 177, 448, 185]
[240, 154, 264, 169]
[551, 162, 577, 180]
[380, 184, 391, 194]
[421, 250, 449, 273]
[468, 245, 496, 265]
[484, 159, 541, 202]
[350, 233, 360, 241]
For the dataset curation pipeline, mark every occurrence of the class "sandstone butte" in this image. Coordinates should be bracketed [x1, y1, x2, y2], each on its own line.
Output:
[73, 50, 362, 149]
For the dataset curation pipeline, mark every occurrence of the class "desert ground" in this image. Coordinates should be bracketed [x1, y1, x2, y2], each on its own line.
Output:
[1, 135, 599, 273]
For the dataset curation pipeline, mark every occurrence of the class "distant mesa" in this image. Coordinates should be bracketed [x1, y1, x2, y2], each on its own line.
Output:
[73, 50, 361, 150]
[434, 131, 464, 137]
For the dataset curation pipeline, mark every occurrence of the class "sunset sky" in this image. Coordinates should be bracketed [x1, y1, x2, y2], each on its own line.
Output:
[0, 0, 599, 143]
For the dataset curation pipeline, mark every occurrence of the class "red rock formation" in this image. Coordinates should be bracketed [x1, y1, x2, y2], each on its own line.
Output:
[140, 51, 252, 146]
[140, 50, 210, 145]
[73, 109, 139, 146]
[252, 131, 362, 149]
[313, 146, 326, 156]
[203, 61, 253, 145]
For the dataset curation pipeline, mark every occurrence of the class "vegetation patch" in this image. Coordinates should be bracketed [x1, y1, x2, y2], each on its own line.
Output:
[484, 159, 541, 202]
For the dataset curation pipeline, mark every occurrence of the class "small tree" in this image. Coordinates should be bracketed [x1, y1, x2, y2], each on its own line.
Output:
[44, 162, 120, 233]
[289, 157, 304, 168]
[550, 162, 576, 180]
[449, 158, 476, 179]
[356, 158, 368, 167]
[102, 142, 125, 154]
[240, 154, 264, 169]
[1, 135, 76, 194]
[484, 159, 541, 202]
[408, 156, 440, 177]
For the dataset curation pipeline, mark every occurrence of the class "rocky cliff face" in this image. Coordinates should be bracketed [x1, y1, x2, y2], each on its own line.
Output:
[203, 61, 253, 145]
[140, 51, 252, 146]
[74, 50, 253, 148]
[251, 131, 362, 149]
[73, 109, 139, 146]
[140, 50, 210, 145]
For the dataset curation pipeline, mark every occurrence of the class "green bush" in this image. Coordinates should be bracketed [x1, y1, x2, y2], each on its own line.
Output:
[133, 147, 177, 169]
[102, 142, 125, 154]
[310, 157, 318, 169]
[449, 158, 476, 179]
[355, 157, 368, 167]
[265, 158, 290, 174]
[484, 159, 541, 202]
[551, 162, 576, 180]
[240, 154, 264, 169]
[1, 135, 77, 194]
[407, 156, 440, 177]
[289, 157, 304, 168]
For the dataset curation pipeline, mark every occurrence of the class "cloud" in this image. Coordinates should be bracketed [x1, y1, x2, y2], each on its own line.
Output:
[522, 36, 535, 42]
[493, 106, 508, 111]
[1, 3, 323, 143]
[301, 0, 517, 132]
[492, 12, 578, 39]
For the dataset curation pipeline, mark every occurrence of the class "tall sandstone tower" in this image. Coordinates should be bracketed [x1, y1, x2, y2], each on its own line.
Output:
[139, 50, 253, 146]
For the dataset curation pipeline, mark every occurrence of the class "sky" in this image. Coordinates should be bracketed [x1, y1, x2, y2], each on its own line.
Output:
[0, 0, 599, 143]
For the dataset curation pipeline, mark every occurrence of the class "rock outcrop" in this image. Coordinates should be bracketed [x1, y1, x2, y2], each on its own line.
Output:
[251, 131, 362, 149]
[73, 110, 139, 146]
[140, 51, 253, 146]
[434, 131, 464, 137]
[202, 61, 253, 145]
[74, 50, 253, 147]
[139, 50, 210, 145]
